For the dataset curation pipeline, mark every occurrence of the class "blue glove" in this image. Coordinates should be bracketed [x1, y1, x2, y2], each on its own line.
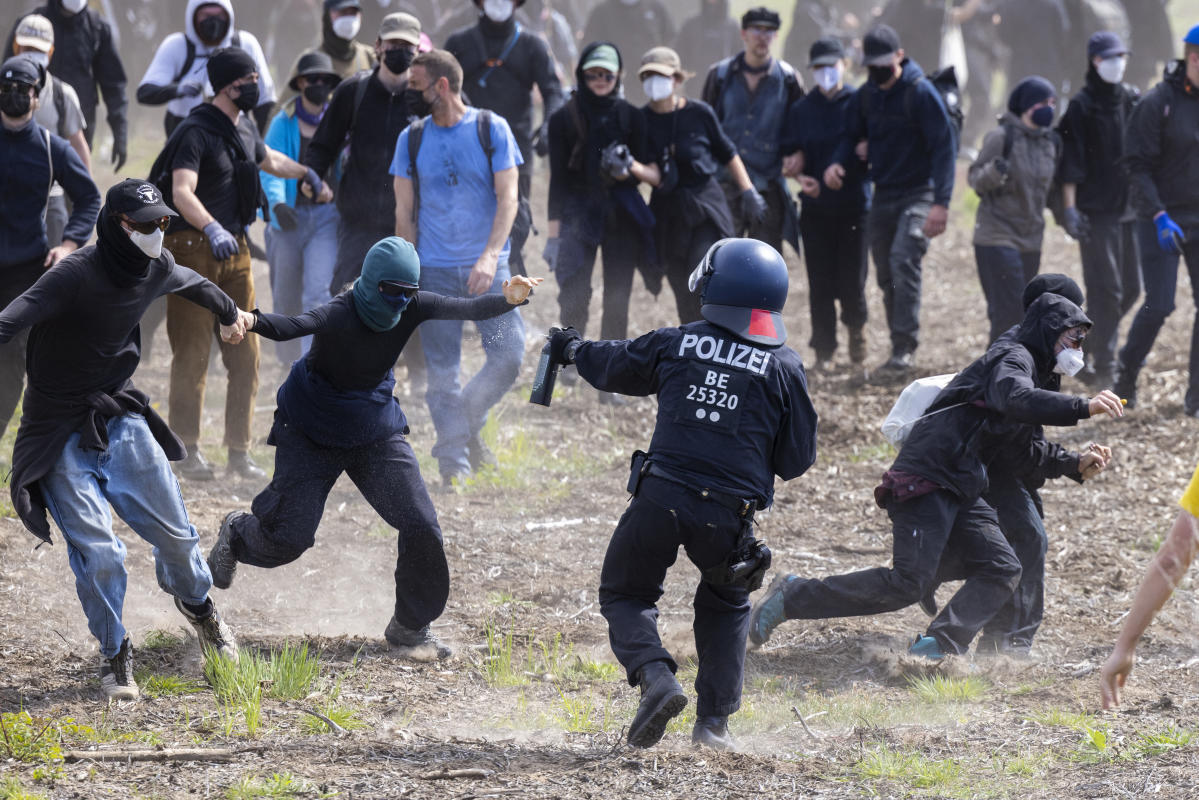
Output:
[203, 221, 240, 260]
[302, 167, 325, 200]
[1154, 212, 1186, 254]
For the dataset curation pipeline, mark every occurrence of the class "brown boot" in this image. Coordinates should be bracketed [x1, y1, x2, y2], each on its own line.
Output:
[848, 326, 867, 365]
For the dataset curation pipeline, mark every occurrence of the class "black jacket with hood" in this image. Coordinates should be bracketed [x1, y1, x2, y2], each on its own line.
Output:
[1056, 66, 1137, 217]
[1123, 60, 1199, 227]
[890, 293, 1093, 500]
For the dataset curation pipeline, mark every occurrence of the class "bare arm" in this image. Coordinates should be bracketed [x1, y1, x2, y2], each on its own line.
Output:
[1062, 183, 1077, 209]
[630, 160, 661, 187]
[172, 167, 215, 231]
[467, 165, 519, 295]
[393, 175, 416, 242]
[724, 154, 754, 193]
[1100, 510, 1199, 708]
[259, 145, 308, 179]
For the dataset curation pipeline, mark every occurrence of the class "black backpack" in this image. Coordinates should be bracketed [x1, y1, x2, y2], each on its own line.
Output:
[173, 31, 244, 83]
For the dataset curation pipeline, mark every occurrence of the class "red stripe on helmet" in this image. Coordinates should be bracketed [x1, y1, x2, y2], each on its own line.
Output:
[747, 309, 777, 338]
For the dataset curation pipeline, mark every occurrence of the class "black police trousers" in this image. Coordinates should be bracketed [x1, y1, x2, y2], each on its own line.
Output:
[781, 490, 1021, 655]
[226, 418, 450, 630]
[599, 475, 751, 717]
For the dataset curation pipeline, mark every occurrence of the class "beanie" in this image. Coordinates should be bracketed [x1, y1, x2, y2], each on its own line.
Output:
[1007, 75, 1055, 115]
[207, 47, 258, 93]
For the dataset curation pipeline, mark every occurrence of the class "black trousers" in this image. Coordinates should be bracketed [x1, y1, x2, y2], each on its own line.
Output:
[555, 211, 641, 340]
[1079, 214, 1141, 379]
[507, 168, 533, 278]
[228, 417, 450, 629]
[977, 475, 1046, 652]
[0, 261, 43, 434]
[781, 490, 1021, 654]
[663, 219, 724, 325]
[799, 205, 869, 358]
[868, 188, 933, 356]
[599, 475, 751, 717]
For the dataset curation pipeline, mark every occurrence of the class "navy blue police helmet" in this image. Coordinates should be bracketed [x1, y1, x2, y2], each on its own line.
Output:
[688, 238, 788, 346]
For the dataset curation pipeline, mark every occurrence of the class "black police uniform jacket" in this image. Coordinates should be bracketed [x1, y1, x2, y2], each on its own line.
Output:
[890, 293, 1092, 502]
[573, 320, 818, 507]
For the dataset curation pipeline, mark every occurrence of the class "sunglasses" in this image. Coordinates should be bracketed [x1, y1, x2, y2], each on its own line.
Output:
[121, 215, 170, 234]
[378, 280, 418, 299]
[583, 71, 616, 83]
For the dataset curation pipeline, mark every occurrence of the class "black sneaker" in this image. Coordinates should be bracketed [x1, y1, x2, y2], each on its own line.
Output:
[692, 715, 734, 750]
[467, 434, 498, 472]
[879, 351, 914, 372]
[228, 450, 267, 480]
[175, 447, 215, 481]
[100, 637, 139, 702]
[384, 616, 453, 660]
[207, 511, 245, 590]
[175, 597, 239, 662]
[627, 661, 687, 748]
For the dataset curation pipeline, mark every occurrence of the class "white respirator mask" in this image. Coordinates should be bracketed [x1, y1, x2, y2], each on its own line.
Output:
[813, 64, 842, 93]
[482, 0, 515, 22]
[1096, 55, 1127, 84]
[127, 227, 165, 259]
[643, 75, 674, 102]
[1053, 346, 1085, 376]
[332, 15, 362, 40]
[61, 0, 88, 13]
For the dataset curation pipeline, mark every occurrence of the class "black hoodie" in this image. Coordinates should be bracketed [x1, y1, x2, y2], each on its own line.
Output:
[890, 294, 1093, 500]
[1056, 66, 1137, 216]
[1123, 60, 1199, 227]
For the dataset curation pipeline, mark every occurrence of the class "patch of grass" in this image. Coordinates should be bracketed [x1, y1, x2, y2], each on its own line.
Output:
[0, 777, 48, 800]
[225, 773, 327, 799]
[267, 642, 322, 701]
[991, 750, 1051, 778]
[848, 442, 896, 464]
[907, 674, 989, 703]
[1076, 723, 1112, 761]
[1132, 725, 1194, 758]
[364, 521, 393, 540]
[482, 622, 532, 688]
[551, 688, 607, 733]
[140, 629, 184, 651]
[1025, 707, 1097, 731]
[299, 704, 367, 736]
[854, 746, 962, 790]
[460, 411, 608, 496]
[481, 626, 620, 687]
[486, 590, 533, 608]
[0, 712, 64, 765]
[134, 669, 206, 698]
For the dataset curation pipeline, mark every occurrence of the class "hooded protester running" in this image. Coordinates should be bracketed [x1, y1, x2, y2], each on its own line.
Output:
[750, 290, 1126, 659]
[204, 236, 541, 659]
[545, 41, 660, 403]
[0, 178, 245, 702]
[137, 0, 278, 134]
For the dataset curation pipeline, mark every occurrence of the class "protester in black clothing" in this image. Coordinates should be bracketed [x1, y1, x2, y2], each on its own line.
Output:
[1057, 31, 1141, 388]
[673, 0, 741, 95]
[751, 293, 1125, 658]
[782, 37, 869, 370]
[307, 12, 424, 295]
[583, 0, 676, 105]
[1116, 26, 1199, 416]
[639, 46, 762, 325]
[825, 25, 956, 373]
[702, 7, 803, 252]
[0, 54, 100, 438]
[543, 238, 817, 750]
[0, 179, 244, 701]
[545, 42, 659, 386]
[205, 237, 540, 659]
[4, 0, 128, 168]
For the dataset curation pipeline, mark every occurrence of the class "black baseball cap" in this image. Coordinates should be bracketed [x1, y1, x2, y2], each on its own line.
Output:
[862, 25, 901, 66]
[106, 179, 177, 223]
[809, 37, 845, 67]
[1087, 31, 1128, 60]
[1, 54, 42, 89]
[741, 7, 781, 29]
[324, 0, 361, 9]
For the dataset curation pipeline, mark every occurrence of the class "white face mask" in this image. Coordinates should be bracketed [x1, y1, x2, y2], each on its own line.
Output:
[813, 64, 841, 93]
[61, 0, 88, 14]
[643, 75, 674, 102]
[331, 15, 362, 41]
[482, 0, 515, 22]
[1053, 346, 1085, 376]
[127, 227, 164, 259]
[1096, 55, 1127, 84]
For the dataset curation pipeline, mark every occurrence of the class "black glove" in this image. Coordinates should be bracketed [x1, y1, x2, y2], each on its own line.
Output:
[1063, 207, 1091, 242]
[533, 125, 549, 158]
[110, 120, 127, 172]
[600, 141, 633, 181]
[273, 203, 299, 231]
[739, 187, 768, 224]
[542, 236, 560, 272]
[992, 157, 1010, 177]
[548, 326, 582, 365]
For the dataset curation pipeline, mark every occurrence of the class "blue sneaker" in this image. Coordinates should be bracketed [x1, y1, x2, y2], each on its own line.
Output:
[748, 574, 797, 648]
[908, 634, 945, 660]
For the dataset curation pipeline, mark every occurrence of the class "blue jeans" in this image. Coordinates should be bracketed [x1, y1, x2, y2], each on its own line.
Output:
[419, 264, 525, 476]
[1118, 218, 1199, 410]
[264, 203, 339, 365]
[974, 245, 1041, 343]
[40, 414, 212, 658]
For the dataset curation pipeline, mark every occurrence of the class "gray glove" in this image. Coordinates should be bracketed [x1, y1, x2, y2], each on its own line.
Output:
[203, 221, 240, 260]
[992, 157, 1010, 177]
[177, 79, 204, 98]
[542, 237, 560, 272]
[600, 141, 634, 181]
[739, 187, 768, 224]
[1063, 207, 1091, 242]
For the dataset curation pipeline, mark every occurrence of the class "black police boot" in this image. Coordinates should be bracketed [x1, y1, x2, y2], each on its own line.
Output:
[691, 715, 734, 750]
[627, 660, 686, 748]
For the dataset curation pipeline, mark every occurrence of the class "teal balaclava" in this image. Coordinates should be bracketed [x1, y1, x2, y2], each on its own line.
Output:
[352, 236, 421, 332]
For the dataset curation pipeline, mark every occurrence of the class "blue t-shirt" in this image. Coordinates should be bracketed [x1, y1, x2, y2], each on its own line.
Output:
[390, 107, 523, 268]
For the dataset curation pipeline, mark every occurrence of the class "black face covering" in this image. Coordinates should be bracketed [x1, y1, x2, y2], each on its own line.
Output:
[382, 47, 414, 75]
[303, 83, 332, 106]
[232, 81, 259, 111]
[0, 87, 32, 117]
[195, 14, 230, 45]
[97, 206, 154, 288]
[403, 87, 431, 116]
[868, 64, 896, 85]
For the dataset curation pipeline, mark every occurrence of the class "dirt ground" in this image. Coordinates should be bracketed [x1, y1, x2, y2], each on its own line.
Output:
[2, 168, 1198, 799]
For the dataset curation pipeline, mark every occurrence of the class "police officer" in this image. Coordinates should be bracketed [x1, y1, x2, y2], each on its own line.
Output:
[544, 238, 818, 750]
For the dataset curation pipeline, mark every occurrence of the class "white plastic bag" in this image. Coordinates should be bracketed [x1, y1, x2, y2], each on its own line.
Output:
[881, 373, 956, 446]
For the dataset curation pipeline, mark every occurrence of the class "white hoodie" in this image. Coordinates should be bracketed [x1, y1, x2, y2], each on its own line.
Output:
[138, 0, 277, 119]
